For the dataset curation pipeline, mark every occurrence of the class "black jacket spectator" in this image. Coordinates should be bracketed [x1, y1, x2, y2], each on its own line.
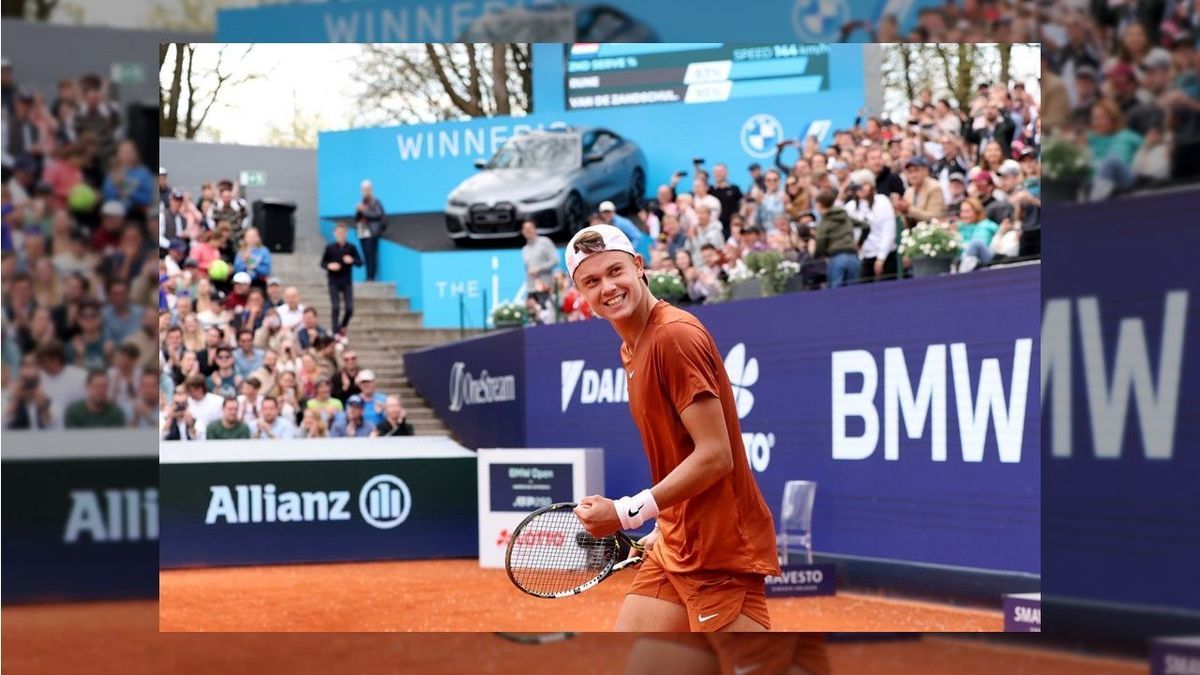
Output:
[375, 417, 414, 437]
[321, 241, 361, 285]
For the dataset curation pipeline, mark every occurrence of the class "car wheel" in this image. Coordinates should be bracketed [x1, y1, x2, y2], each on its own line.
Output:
[563, 192, 586, 237]
[627, 168, 645, 210]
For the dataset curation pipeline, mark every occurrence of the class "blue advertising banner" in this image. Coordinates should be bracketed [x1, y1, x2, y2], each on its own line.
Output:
[403, 266, 1041, 575]
[317, 43, 865, 216]
[1042, 191, 1200, 617]
[404, 327, 526, 449]
[159, 439, 479, 568]
[488, 463, 573, 511]
[218, 0, 940, 43]
[2, 432, 158, 603]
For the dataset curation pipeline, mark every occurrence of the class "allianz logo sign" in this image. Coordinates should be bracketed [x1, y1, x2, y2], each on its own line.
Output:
[448, 361, 517, 412]
[561, 344, 774, 472]
[205, 474, 412, 530]
[63, 488, 158, 543]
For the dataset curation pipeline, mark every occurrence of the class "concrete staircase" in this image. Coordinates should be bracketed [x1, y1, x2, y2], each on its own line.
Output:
[269, 253, 478, 437]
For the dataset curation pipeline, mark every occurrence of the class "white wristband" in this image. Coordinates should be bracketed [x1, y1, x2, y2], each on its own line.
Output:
[615, 489, 659, 531]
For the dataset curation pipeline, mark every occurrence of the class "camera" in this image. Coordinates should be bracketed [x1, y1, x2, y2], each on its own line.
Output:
[692, 157, 705, 165]
[174, 401, 187, 414]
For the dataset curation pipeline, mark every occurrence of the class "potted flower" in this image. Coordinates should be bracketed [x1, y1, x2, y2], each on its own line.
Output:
[647, 268, 687, 302]
[743, 250, 802, 296]
[723, 261, 763, 300]
[899, 219, 962, 278]
[1040, 135, 1090, 203]
[491, 302, 528, 328]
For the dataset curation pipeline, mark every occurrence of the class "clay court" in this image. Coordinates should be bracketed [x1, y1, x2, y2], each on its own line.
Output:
[5, 601, 1143, 675]
[159, 558, 1004, 632]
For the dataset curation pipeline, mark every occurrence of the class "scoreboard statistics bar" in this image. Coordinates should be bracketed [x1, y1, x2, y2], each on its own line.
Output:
[565, 43, 832, 111]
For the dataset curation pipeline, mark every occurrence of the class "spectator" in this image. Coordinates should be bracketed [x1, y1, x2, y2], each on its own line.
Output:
[813, 188, 861, 289]
[265, 277, 284, 307]
[75, 74, 120, 165]
[205, 179, 251, 246]
[224, 272, 253, 312]
[305, 378, 343, 426]
[250, 395, 296, 440]
[206, 397, 251, 440]
[753, 169, 788, 228]
[298, 407, 328, 439]
[232, 328, 264, 377]
[295, 307, 328, 350]
[1087, 99, 1144, 200]
[955, 198, 1000, 272]
[206, 346, 240, 399]
[521, 218, 558, 291]
[320, 221, 361, 335]
[896, 157, 946, 228]
[844, 169, 897, 282]
[597, 200, 650, 261]
[5, 353, 53, 429]
[64, 369, 125, 428]
[277, 285, 305, 331]
[184, 373, 224, 434]
[233, 226, 272, 288]
[684, 204, 725, 264]
[162, 389, 200, 441]
[101, 278, 143, 343]
[106, 342, 140, 413]
[272, 369, 302, 423]
[102, 140, 154, 216]
[709, 163, 743, 237]
[372, 394, 414, 437]
[127, 367, 161, 428]
[249, 348, 280, 397]
[237, 376, 264, 428]
[331, 349, 361, 402]
[66, 299, 108, 371]
[233, 288, 268, 334]
[330, 394, 373, 438]
[354, 179, 386, 281]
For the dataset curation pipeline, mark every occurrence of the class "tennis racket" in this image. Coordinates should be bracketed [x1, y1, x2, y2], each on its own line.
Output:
[505, 501, 644, 598]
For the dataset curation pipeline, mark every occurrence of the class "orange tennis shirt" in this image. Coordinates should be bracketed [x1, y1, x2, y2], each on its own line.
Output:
[620, 300, 781, 577]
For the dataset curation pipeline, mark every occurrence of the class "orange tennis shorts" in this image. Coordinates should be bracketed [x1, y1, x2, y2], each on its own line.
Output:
[627, 553, 770, 632]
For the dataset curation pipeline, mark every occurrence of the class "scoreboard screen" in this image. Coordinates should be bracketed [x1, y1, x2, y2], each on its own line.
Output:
[565, 43, 831, 111]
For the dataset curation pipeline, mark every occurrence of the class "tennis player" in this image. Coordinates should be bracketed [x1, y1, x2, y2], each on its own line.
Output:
[567, 224, 782, 633]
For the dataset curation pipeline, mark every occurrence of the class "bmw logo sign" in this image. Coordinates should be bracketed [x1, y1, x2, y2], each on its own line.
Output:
[791, 0, 849, 41]
[740, 114, 785, 159]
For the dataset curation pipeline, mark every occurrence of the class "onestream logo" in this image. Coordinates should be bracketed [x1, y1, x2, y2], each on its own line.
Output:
[204, 474, 412, 530]
[449, 361, 517, 412]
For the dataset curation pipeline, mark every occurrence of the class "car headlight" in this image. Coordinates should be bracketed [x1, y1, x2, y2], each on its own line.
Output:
[448, 196, 468, 207]
[520, 186, 566, 204]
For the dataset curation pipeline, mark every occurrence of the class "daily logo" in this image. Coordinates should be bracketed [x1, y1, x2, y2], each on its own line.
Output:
[204, 474, 412, 530]
[740, 114, 784, 159]
[560, 344, 774, 471]
[449, 361, 517, 412]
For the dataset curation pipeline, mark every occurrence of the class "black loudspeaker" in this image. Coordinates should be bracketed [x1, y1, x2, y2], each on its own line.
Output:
[126, 103, 158, 173]
[253, 199, 296, 253]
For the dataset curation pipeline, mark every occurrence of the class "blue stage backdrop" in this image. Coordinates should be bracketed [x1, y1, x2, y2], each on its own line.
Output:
[405, 266, 1041, 575]
[1042, 191, 1200, 617]
[218, 0, 941, 43]
[317, 43, 865, 216]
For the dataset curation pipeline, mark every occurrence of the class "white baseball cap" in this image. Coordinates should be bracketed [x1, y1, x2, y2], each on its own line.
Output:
[232, 271, 252, 285]
[598, 200, 616, 212]
[565, 224, 637, 280]
[355, 369, 376, 383]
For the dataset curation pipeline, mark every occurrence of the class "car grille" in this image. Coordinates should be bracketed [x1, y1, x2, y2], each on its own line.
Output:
[467, 202, 517, 233]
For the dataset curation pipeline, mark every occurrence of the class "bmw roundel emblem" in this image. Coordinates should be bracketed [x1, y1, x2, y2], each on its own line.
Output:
[740, 114, 785, 159]
[791, 0, 849, 41]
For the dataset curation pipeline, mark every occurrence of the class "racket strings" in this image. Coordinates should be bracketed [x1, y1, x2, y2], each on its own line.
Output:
[508, 508, 620, 596]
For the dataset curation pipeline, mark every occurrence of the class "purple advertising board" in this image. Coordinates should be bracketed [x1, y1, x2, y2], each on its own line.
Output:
[404, 327, 526, 450]
[404, 266, 1040, 575]
[1042, 190, 1200, 621]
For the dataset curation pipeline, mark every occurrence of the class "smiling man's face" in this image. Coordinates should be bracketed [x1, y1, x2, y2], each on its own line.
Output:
[573, 250, 646, 323]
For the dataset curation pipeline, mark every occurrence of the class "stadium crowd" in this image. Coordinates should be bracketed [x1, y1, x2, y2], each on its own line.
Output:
[523, 75, 1042, 323]
[1040, 0, 1200, 197]
[154, 170, 414, 441]
[2, 62, 161, 431]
